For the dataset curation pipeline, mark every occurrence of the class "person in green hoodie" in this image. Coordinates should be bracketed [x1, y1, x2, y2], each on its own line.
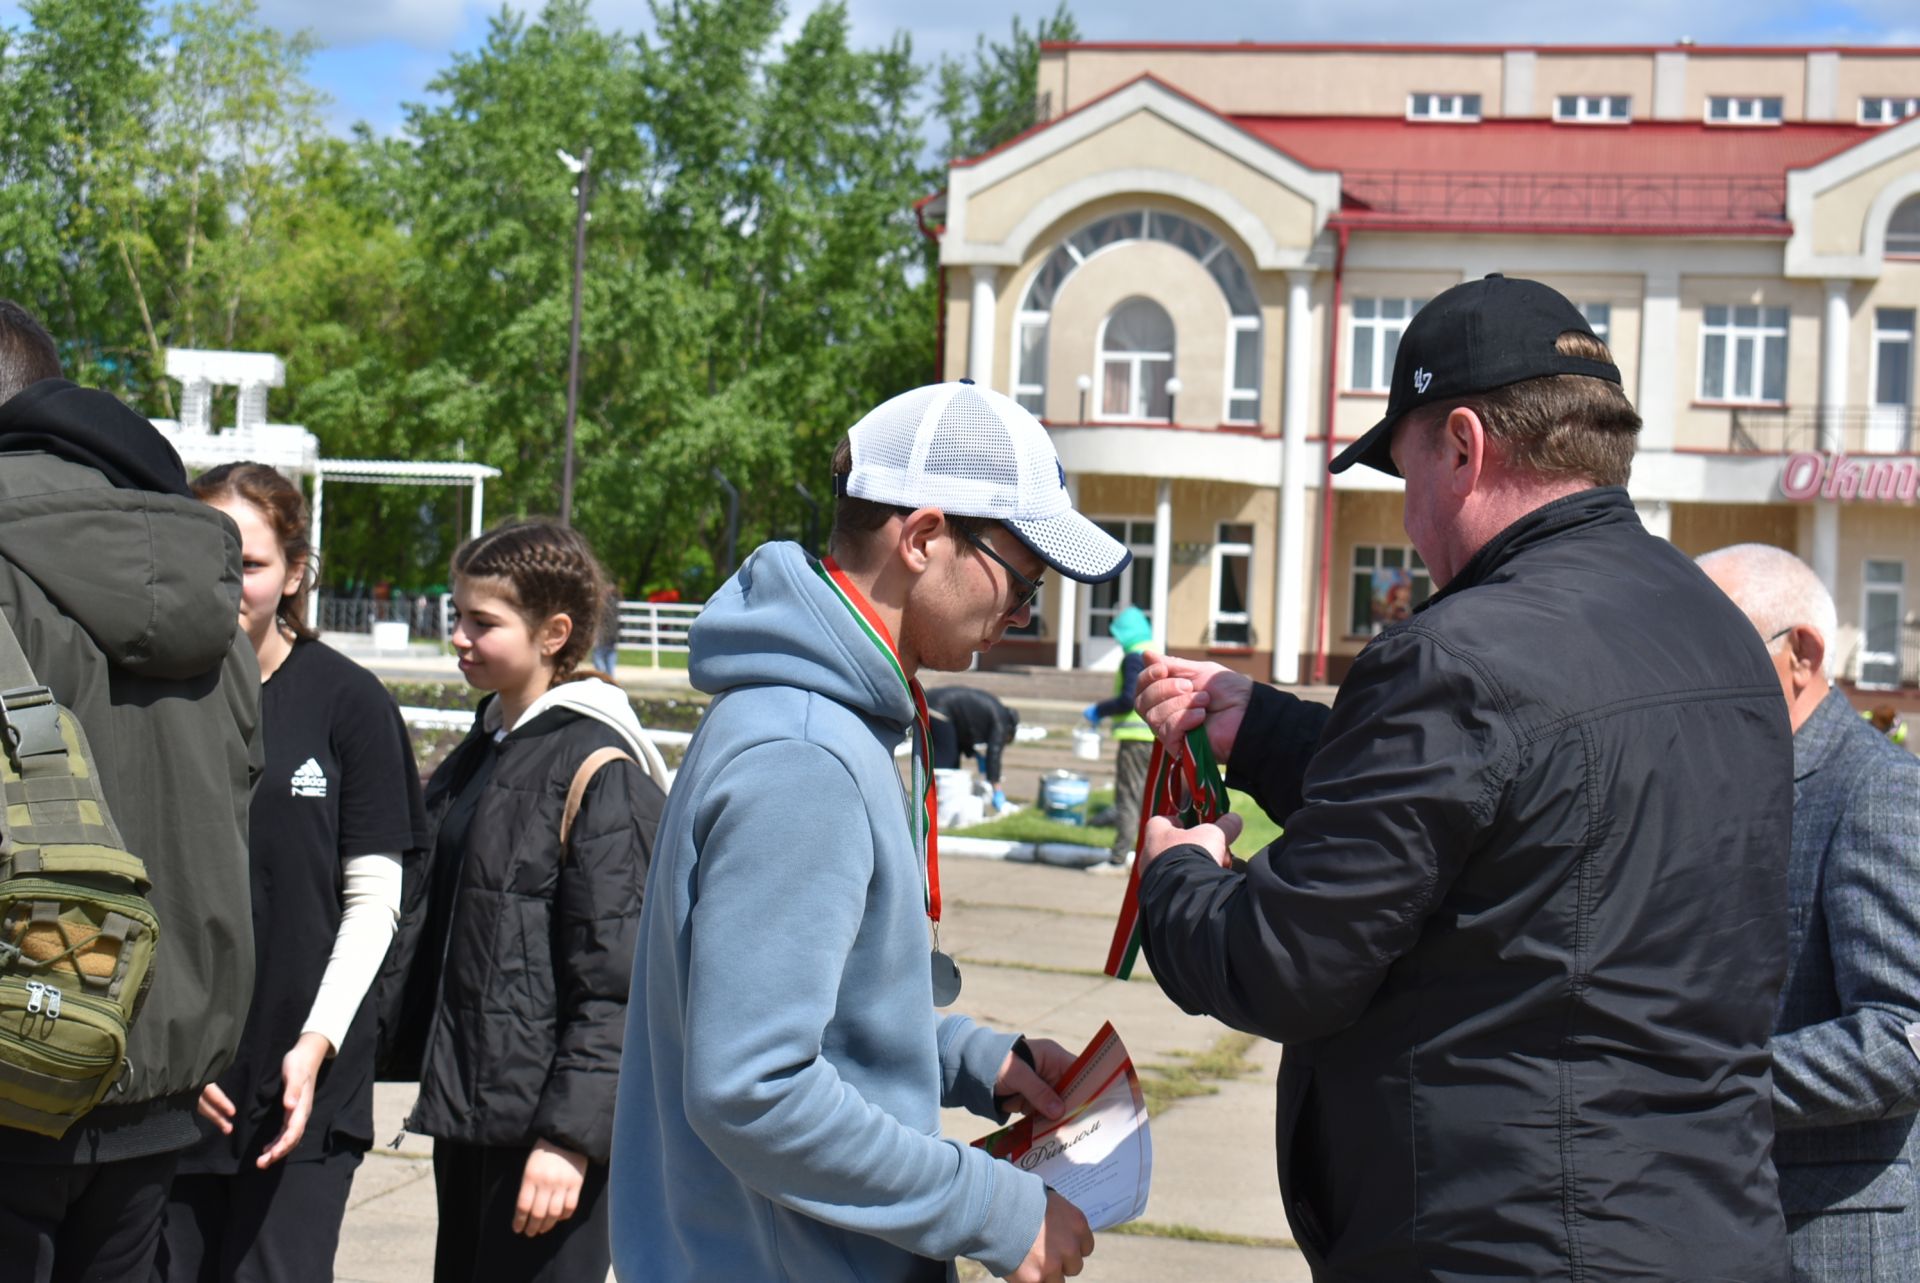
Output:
[1083, 605, 1155, 865]
[0, 300, 259, 1281]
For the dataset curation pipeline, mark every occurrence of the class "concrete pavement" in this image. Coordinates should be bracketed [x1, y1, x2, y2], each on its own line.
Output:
[338, 856, 1309, 1282]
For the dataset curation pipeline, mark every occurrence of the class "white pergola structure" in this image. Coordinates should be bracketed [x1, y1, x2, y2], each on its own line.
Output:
[153, 349, 502, 626]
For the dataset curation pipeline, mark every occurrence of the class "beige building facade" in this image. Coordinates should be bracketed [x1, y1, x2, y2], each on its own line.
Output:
[923, 41, 1920, 687]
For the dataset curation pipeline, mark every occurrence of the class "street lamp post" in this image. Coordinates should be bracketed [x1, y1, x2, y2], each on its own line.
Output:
[1164, 375, 1183, 424]
[1076, 373, 1092, 422]
[558, 145, 593, 526]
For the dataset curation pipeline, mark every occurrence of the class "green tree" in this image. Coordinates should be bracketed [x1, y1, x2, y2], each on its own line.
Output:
[935, 2, 1078, 162]
[0, 0, 154, 386]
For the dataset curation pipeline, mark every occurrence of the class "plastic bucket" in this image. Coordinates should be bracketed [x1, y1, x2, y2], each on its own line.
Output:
[1071, 727, 1101, 761]
[934, 769, 976, 828]
[1037, 771, 1091, 825]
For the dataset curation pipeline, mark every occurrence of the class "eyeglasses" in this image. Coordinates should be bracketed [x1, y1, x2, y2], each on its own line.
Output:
[1764, 625, 1799, 645]
[954, 525, 1045, 615]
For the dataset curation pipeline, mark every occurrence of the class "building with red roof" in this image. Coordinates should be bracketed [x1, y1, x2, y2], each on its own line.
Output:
[922, 41, 1920, 688]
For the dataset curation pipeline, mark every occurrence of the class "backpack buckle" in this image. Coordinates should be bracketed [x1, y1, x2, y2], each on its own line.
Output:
[0, 687, 62, 772]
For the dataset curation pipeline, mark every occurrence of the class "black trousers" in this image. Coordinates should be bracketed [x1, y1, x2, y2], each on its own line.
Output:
[0, 1148, 181, 1283]
[155, 1147, 362, 1283]
[431, 1140, 610, 1283]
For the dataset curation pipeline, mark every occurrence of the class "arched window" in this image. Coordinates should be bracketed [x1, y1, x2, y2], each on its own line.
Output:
[1098, 298, 1175, 421]
[1012, 208, 1261, 423]
[1889, 195, 1920, 256]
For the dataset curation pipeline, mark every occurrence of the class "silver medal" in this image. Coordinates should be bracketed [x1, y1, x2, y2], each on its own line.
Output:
[930, 949, 963, 1007]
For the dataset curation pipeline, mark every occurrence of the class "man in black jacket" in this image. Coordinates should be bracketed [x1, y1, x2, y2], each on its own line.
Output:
[0, 301, 259, 1279]
[925, 685, 1020, 807]
[1133, 277, 1793, 1281]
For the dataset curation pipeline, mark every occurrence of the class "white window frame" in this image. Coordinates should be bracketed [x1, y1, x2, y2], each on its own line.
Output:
[1869, 308, 1915, 454]
[1083, 517, 1157, 655]
[1407, 92, 1482, 122]
[1706, 95, 1784, 125]
[1579, 302, 1612, 346]
[1223, 317, 1261, 425]
[1349, 297, 1426, 393]
[1858, 559, 1906, 689]
[1014, 208, 1263, 425]
[1013, 312, 1049, 416]
[1554, 94, 1630, 123]
[1698, 305, 1789, 405]
[1095, 303, 1174, 423]
[1860, 96, 1920, 126]
[1891, 196, 1920, 257]
[1348, 544, 1431, 637]
[1209, 523, 1255, 648]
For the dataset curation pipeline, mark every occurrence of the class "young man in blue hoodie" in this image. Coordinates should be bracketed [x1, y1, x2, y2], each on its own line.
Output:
[612, 382, 1131, 1283]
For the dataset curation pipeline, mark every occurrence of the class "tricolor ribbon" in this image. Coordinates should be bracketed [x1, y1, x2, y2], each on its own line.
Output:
[1104, 727, 1228, 979]
[815, 556, 941, 924]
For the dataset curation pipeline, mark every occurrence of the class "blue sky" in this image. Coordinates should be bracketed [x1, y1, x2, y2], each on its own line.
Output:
[5, 0, 1917, 138]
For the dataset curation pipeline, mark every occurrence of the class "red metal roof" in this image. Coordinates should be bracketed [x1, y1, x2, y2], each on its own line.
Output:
[1235, 116, 1877, 235]
[1237, 116, 1873, 176]
[1043, 41, 1920, 57]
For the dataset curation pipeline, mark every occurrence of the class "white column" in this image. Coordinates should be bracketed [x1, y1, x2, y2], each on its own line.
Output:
[1820, 279, 1851, 452]
[1151, 479, 1172, 653]
[1273, 269, 1313, 683]
[1653, 52, 1687, 121]
[1501, 51, 1536, 118]
[1804, 52, 1839, 122]
[1813, 279, 1850, 596]
[1638, 270, 1679, 451]
[307, 469, 324, 631]
[968, 265, 997, 388]
[472, 478, 486, 538]
[1812, 502, 1840, 597]
[1055, 474, 1079, 670]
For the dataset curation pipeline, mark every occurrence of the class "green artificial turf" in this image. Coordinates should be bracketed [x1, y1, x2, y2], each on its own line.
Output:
[950, 788, 1283, 855]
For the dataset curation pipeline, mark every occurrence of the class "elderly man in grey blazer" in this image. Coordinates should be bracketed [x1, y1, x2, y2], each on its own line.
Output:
[1701, 544, 1920, 1280]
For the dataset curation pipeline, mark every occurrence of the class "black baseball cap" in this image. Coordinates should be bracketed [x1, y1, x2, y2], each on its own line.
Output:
[1330, 274, 1622, 477]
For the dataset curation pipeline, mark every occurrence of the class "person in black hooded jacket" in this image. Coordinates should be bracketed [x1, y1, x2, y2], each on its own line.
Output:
[0, 301, 259, 1281]
[1132, 278, 1793, 1282]
[381, 520, 664, 1283]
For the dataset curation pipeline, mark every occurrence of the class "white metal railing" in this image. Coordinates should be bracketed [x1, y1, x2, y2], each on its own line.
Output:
[396, 705, 693, 748]
[614, 602, 703, 666]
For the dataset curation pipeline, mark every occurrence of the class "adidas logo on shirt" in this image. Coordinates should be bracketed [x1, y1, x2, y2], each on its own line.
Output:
[290, 758, 329, 799]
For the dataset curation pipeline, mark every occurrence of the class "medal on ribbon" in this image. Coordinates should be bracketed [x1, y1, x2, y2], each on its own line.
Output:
[1104, 727, 1229, 980]
[815, 557, 961, 1006]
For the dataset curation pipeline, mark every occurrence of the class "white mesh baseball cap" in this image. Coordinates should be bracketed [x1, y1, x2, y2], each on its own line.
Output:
[835, 381, 1130, 584]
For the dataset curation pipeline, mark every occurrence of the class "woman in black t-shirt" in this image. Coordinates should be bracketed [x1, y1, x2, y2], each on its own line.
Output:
[157, 464, 427, 1283]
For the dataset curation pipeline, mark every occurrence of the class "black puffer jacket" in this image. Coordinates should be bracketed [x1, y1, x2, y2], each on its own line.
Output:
[393, 694, 662, 1164]
[1141, 488, 1793, 1281]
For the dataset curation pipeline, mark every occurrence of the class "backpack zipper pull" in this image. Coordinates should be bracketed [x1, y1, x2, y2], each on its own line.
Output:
[44, 987, 61, 1019]
[24, 981, 43, 1014]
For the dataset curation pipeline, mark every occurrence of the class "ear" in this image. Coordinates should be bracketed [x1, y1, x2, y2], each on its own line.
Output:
[539, 611, 575, 660]
[1786, 625, 1826, 694]
[895, 508, 946, 576]
[1442, 406, 1487, 498]
[281, 556, 308, 601]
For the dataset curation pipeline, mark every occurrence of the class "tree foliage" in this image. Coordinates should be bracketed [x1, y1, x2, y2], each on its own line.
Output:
[0, 0, 1070, 597]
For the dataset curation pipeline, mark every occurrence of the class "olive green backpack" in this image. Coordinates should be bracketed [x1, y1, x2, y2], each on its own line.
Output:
[0, 610, 160, 1137]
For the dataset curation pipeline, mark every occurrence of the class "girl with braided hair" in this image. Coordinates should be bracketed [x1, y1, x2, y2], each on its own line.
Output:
[386, 520, 666, 1283]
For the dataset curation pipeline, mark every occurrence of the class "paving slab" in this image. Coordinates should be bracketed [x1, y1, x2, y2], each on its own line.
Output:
[344, 850, 1306, 1281]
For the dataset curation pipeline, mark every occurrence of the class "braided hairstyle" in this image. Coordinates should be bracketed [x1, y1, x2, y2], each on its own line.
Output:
[192, 461, 319, 641]
[451, 520, 609, 686]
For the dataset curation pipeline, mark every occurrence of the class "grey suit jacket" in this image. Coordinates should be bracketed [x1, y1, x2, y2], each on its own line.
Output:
[1774, 687, 1920, 1280]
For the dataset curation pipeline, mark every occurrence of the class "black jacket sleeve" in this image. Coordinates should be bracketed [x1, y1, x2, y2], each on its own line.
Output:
[1140, 628, 1513, 1044]
[1223, 682, 1335, 827]
[531, 759, 665, 1162]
